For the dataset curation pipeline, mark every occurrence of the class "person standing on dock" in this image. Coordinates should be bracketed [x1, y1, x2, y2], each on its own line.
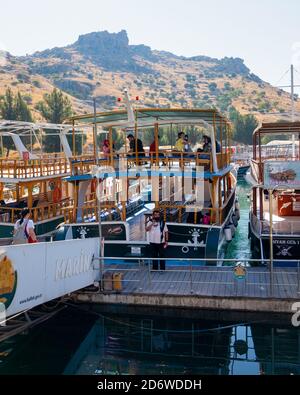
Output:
[146, 209, 168, 271]
[12, 208, 37, 244]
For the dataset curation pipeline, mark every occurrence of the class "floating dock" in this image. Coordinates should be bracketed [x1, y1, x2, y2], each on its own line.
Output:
[74, 264, 300, 314]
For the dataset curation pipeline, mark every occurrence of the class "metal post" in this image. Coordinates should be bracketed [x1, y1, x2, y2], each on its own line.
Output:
[298, 261, 300, 294]
[93, 99, 100, 166]
[72, 120, 75, 157]
[138, 259, 143, 291]
[154, 122, 159, 166]
[147, 260, 152, 288]
[93, 98, 104, 290]
[291, 64, 296, 158]
[269, 188, 274, 297]
[30, 127, 33, 154]
[189, 262, 194, 294]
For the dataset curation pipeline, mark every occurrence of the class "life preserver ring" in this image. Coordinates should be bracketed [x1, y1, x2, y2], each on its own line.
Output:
[53, 185, 62, 203]
[182, 246, 189, 254]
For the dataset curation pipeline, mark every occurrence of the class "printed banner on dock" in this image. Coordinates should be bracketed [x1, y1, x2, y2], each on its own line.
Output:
[264, 161, 300, 188]
[0, 238, 99, 318]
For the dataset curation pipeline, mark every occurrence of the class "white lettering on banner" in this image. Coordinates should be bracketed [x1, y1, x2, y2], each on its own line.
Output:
[291, 302, 300, 327]
[55, 250, 93, 281]
[273, 239, 300, 245]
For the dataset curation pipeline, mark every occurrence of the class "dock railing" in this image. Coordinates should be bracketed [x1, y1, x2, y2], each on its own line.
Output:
[92, 257, 300, 299]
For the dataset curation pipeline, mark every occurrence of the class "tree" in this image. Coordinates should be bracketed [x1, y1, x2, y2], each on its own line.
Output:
[38, 88, 73, 124]
[229, 106, 258, 145]
[15, 92, 33, 122]
[0, 89, 34, 154]
[37, 89, 73, 152]
[0, 88, 33, 122]
[208, 82, 218, 93]
[0, 88, 15, 120]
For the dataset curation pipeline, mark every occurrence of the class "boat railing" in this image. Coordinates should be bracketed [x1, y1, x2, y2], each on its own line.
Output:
[0, 157, 70, 179]
[261, 219, 300, 236]
[63, 201, 124, 224]
[34, 152, 66, 160]
[63, 186, 235, 227]
[158, 189, 235, 225]
[0, 197, 73, 224]
[70, 151, 231, 176]
[251, 212, 300, 236]
[260, 145, 300, 160]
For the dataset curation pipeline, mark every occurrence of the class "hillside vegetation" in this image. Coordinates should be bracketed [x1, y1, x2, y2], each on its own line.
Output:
[0, 30, 299, 135]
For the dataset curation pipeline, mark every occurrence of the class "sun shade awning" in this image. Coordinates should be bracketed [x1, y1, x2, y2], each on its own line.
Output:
[66, 108, 230, 128]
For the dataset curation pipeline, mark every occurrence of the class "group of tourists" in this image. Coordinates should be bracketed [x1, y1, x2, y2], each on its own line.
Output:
[101, 133, 219, 158]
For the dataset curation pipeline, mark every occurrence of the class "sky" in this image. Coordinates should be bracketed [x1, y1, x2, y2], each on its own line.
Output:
[0, 0, 300, 90]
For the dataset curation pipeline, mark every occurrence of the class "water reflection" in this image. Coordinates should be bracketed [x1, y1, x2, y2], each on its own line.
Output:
[0, 307, 299, 375]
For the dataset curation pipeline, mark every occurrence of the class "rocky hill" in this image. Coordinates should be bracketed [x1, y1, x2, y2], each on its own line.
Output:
[0, 29, 299, 121]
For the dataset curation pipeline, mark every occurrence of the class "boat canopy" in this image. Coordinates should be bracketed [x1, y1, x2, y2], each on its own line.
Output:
[0, 120, 86, 136]
[0, 120, 90, 160]
[66, 108, 230, 129]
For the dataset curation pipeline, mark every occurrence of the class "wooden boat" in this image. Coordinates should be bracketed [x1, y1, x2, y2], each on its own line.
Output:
[0, 121, 82, 242]
[53, 94, 240, 263]
[248, 122, 300, 266]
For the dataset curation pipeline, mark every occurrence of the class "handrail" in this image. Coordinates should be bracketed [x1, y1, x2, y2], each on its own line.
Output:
[93, 256, 300, 299]
[251, 212, 300, 236]
[0, 157, 70, 179]
[70, 151, 231, 176]
[63, 199, 234, 227]
[0, 197, 73, 223]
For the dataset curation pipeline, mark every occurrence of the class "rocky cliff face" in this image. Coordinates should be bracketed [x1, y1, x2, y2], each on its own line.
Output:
[73, 30, 152, 72]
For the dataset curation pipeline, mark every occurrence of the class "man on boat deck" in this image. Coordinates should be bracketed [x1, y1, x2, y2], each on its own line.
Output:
[127, 134, 145, 157]
[146, 209, 168, 271]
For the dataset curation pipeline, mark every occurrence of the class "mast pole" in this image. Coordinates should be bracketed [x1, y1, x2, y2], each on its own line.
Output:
[93, 98, 104, 282]
[291, 64, 296, 158]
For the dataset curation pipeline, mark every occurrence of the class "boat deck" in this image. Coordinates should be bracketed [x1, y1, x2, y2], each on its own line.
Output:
[75, 264, 300, 313]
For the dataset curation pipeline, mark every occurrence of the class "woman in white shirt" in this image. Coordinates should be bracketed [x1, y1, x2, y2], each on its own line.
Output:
[13, 208, 37, 244]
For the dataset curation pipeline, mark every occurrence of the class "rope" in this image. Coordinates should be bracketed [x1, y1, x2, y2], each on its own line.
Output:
[0, 308, 31, 326]
[63, 302, 267, 335]
[275, 68, 290, 87]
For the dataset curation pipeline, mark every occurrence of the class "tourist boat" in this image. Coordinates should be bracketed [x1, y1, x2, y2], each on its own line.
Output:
[0, 121, 83, 242]
[248, 122, 300, 266]
[231, 145, 252, 178]
[53, 94, 240, 263]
